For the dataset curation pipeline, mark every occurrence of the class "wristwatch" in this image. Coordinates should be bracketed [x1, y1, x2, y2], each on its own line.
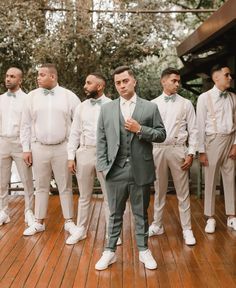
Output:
[136, 126, 142, 136]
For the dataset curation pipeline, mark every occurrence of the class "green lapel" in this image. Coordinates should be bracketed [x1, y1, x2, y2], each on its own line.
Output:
[131, 96, 144, 141]
[113, 98, 120, 142]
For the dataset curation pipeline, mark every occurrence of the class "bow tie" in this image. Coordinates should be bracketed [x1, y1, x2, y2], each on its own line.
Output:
[164, 94, 176, 102]
[219, 91, 228, 98]
[43, 89, 54, 96]
[7, 91, 16, 97]
[90, 98, 102, 106]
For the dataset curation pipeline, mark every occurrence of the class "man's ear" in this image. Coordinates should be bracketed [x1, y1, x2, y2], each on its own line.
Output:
[97, 83, 102, 92]
[51, 74, 56, 81]
[160, 77, 166, 88]
[212, 71, 219, 83]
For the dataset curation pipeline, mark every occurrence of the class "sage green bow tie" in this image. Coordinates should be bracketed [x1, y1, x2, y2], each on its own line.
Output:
[7, 91, 16, 97]
[90, 98, 102, 106]
[43, 89, 54, 96]
[219, 91, 228, 98]
[164, 94, 176, 102]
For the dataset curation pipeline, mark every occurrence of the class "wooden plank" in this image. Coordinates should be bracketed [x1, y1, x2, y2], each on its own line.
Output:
[9, 197, 63, 288]
[62, 197, 99, 288]
[1, 194, 236, 287]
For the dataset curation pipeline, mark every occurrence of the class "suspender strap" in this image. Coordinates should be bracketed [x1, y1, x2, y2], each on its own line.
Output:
[173, 99, 185, 144]
[207, 92, 218, 134]
[78, 103, 85, 146]
[228, 92, 236, 130]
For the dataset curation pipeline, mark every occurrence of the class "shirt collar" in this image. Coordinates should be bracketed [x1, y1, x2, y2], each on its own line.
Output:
[120, 93, 137, 105]
[161, 92, 178, 102]
[212, 85, 225, 97]
[6, 88, 22, 97]
[162, 92, 177, 98]
[41, 84, 58, 94]
[87, 94, 106, 105]
[99, 94, 106, 102]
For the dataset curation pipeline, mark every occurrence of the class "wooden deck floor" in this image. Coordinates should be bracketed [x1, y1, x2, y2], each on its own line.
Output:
[1, 194, 236, 288]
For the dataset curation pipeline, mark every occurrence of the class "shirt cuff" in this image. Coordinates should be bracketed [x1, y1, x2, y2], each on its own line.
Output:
[22, 144, 31, 152]
[198, 147, 205, 153]
[68, 152, 76, 160]
[187, 147, 196, 155]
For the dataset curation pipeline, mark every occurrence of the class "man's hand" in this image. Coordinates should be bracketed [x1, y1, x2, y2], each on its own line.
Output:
[199, 153, 209, 166]
[228, 144, 236, 160]
[124, 118, 141, 133]
[23, 152, 32, 167]
[68, 160, 76, 174]
[181, 155, 193, 171]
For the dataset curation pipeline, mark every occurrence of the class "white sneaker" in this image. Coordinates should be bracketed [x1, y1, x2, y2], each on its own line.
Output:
[64, 220, 76, 234]
[25, 210, 35, 226]
[205, 218, 216, 233]
[148, 224, 164, 237]
[227, 217, 236, 230]
[95, 251, 117, 270]
[0, 210, 10, 226]
[139, 249, 157, 270]
[183, 229, 196, 245]
[23, 222, 45, 236]
[66, 226, 87, 245]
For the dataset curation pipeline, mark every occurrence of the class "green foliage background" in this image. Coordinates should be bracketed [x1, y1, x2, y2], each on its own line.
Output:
[0, 0, 226, 101]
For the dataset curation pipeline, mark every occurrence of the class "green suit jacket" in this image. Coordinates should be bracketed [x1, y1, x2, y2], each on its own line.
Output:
[96, 96, 166, 186]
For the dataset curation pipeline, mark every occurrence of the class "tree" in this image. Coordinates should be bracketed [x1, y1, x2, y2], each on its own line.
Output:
[0, 0, 227, 99]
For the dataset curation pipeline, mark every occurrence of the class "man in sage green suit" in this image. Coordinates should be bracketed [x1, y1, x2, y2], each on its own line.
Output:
[95, 66, 166, 271]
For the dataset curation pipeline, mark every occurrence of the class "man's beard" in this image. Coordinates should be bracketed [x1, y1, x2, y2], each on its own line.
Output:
[85, 89, 99, 99]
[5, 83, 16, 90]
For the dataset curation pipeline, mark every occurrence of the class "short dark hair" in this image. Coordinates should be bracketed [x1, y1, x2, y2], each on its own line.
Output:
[89, 72, 106, 83]
[7, 67, 23, 78]
[210, 63, 229, 77]
[40, 63, 58, 76]
[112, 66, 135, 79]
[161, 67, 180, 79]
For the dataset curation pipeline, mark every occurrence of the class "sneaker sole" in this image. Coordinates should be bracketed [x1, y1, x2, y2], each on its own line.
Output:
[227, 225, 236, 231]
[0, 217, 10, 226]
[95, 256, 117, 271]
[205, 228, 215, 233]
[185, 241, 196, 246]
[23, 227, 45, 236]
[148, 228, 164, 237]
[66, 234, 87, 245]
[139, 257, 157, 270]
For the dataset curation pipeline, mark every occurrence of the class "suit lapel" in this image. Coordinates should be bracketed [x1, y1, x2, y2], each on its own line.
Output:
[113, 99, 120, 142]
[131, 96, 144, 141]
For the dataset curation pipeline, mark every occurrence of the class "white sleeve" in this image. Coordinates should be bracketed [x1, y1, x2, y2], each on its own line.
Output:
[67, 105, 82, 160]
[196, 94, 207, 153]
[20, 94, 32, 152]
[186, 101, 198, 155]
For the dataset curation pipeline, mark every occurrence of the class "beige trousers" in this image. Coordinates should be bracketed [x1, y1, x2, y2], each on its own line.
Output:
[76, 146, 109, 234]
[204, 134, 235, 216]
[32, 142, 73, 219]
[152, 145, 192, 230]
[0, 137, 34, 214]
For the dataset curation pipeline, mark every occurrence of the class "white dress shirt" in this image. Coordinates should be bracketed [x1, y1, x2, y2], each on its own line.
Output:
[120, 94, 137, 121]
[196, 85, 236, 153]
[0, 89, 27, 138]
[67, 95, 111, 160]
[21, 85, 80, 152]
[152, 93, 198, 155]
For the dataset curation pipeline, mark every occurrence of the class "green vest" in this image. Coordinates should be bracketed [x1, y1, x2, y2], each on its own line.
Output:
[114, 111, 132, 168]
